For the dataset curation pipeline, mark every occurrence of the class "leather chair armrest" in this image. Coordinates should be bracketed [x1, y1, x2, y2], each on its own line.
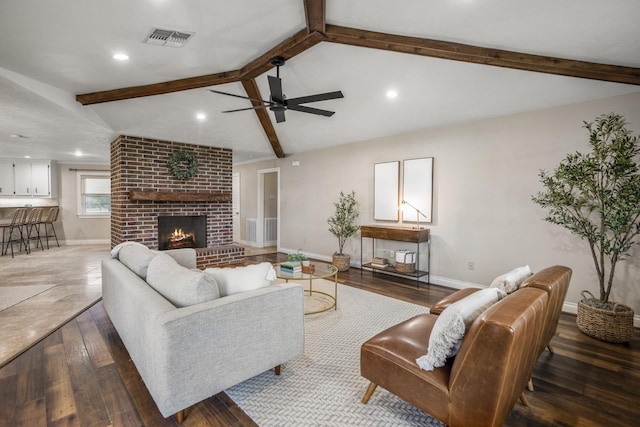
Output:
[429, 288, 482, 315]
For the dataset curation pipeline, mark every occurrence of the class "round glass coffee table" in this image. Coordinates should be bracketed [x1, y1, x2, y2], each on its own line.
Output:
[275, 261, 338, 315]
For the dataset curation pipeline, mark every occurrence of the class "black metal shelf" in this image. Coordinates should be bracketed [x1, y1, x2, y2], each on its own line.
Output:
[362, 262, 428, 278]
[359, 226, 431, 288]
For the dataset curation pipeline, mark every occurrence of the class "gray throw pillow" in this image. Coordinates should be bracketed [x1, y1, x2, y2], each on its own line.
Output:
[118, 243, 157, 279]
[147, 253, 220, 307]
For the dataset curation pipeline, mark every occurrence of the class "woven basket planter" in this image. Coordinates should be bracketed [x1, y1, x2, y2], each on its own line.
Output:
[332, 253, 351, 272]
[576, 291, 634, 343]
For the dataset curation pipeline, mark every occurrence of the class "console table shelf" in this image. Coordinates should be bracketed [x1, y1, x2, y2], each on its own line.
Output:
[361, 263, 429, 278]
[360, 225, 430, 288]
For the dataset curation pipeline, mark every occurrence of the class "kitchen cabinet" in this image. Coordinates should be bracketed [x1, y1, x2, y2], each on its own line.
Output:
[0, 161, 14, 195]
[2, 161, 56, 197]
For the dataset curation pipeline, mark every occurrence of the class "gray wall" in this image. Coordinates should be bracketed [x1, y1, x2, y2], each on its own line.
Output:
[234, 91, 640, 319]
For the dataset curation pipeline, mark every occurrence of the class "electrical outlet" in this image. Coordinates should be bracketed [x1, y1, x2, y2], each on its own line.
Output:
[467, 261, 475, 271]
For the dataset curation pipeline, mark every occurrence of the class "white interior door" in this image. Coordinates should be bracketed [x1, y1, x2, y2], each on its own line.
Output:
[257, 168, 279, 249]
[232, 173, 240, 242]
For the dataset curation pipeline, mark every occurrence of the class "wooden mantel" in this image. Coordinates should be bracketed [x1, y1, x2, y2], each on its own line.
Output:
[129, 190, 232, 202]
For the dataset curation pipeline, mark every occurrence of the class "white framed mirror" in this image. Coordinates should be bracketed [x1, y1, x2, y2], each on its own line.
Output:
[374, 161, 399, 221]
[402, 157, 433, 224]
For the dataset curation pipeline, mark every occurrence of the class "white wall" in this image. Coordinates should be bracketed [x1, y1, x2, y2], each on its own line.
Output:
[57, 163, 110, 244]
[234, 91, 640, 318]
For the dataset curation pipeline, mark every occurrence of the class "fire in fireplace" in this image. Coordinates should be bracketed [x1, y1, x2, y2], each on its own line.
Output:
[158, 216, 207, 250]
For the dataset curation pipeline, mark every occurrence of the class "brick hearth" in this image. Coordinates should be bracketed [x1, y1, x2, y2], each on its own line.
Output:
[110, 135, 244, 267]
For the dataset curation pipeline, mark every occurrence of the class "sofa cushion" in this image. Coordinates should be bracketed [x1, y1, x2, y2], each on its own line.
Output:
[146, 253, 220, 307]
[489, 265, 533, 294]
[204, 262, 276, 297]
[416, 287, 504, 371]
[118, 243, 157, 279]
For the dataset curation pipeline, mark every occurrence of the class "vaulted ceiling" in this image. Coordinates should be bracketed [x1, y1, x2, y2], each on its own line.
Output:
[1, 0, 639, 164]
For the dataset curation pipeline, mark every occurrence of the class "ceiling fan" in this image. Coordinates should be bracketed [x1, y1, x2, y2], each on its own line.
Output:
[208, 56, 344, 123]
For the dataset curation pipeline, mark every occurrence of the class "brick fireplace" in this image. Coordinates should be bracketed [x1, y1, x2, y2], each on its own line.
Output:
[110, 135, 244, 268]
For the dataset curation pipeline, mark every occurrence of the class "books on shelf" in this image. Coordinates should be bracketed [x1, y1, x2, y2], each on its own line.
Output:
[370, 257, 389, 268]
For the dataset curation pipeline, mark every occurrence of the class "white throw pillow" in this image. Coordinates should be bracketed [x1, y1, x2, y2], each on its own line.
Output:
[204, 262, 275, 297]
[146, 253, 220, 307]
[416, 287, 504, 371]
[118, 243, 157, 279]
[489, 265, 533, 294]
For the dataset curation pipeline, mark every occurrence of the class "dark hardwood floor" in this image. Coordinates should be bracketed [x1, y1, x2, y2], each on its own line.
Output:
[1, 252, 638, 426]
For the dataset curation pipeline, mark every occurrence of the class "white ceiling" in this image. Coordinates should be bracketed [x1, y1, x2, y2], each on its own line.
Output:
[1, 0, 639, 164]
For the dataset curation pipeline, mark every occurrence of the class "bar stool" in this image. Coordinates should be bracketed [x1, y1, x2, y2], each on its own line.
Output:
[0, 208, 29, 258]
[25, 207, 45, 253]
[42, 206, 60, 249]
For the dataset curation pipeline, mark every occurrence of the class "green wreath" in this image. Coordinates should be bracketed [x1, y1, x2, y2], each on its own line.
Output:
[168, 151, 198, 180]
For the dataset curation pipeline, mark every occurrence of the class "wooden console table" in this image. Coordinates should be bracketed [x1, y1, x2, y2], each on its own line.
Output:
[360, 225, 430, 288]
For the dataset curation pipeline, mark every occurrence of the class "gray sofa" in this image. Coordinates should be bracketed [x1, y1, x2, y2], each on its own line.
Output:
[101, 243, 304, 421]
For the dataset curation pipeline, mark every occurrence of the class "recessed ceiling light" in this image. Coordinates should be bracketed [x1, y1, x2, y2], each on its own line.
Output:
[386, 90, 398, 99]
[113, 53, 130, 61]
[74, 150, 83, 157]
[24, 155, 31, 159]
[196, 112, 206, 120]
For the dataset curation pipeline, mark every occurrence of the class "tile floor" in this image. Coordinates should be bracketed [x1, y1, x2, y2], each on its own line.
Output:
[0, 243, 109, 367]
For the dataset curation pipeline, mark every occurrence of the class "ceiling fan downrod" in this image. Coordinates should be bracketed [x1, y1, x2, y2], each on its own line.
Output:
[270, 56, 285, 79]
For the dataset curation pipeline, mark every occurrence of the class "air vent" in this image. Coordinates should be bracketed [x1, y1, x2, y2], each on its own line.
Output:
[144, 28, 194, 48]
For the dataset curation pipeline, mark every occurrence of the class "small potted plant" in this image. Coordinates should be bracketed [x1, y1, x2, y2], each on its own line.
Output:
[532, 113, 640, 343]
[328, 191, 360, 271]
[288, 249, 308, 265]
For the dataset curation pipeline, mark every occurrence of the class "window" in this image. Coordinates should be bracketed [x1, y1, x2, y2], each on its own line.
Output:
[77, 172, 111, 217]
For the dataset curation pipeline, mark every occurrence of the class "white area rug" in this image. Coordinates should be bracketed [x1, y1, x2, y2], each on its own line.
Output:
[226, 280, 445, 426]
[0, 284, 56, 311]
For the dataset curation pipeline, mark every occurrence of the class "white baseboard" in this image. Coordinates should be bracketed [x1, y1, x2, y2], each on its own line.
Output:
[281, 247, 331, 263]
[61, 239, 110, 245]
[428, 275, 483, 290]
[237, 240, 278, 248]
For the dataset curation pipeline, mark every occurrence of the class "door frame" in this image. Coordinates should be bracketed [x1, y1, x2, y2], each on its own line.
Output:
[256, 167, 280, 249]
[232, 172, 240, 243]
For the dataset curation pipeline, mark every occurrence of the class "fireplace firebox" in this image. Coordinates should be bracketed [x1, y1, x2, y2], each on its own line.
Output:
[158, 216, 207, 250]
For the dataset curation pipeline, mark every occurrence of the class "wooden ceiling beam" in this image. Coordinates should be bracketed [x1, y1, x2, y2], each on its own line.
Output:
[241, 79, 285, 158]
[325, 25, 640, 86]
[239, 29, 326, 80]
[75, 5, 640, 160]
[304, 0, 326, 33]
[76, 70, 241, 105]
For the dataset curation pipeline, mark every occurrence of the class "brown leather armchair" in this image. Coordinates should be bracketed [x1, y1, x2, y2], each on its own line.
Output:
[429, 266, 572, 393]
[360, 287, 550, 426]
[360, 266, 572, 426]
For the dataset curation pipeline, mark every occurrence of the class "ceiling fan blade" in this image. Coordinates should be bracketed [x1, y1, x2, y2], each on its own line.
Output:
[274, 110, 286, 123]
[222, 105, 269, 113]
[286, 104, 335, 117]
[207, 89, 268, 104]
[287, 91, 344, 105]
[268, 75, 284, 102]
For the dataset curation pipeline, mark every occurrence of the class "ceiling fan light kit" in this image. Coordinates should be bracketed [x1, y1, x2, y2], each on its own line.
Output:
[209, 56, 344, 123]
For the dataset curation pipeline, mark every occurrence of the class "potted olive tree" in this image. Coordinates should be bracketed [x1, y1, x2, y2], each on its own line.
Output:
[532, 113, 640, 343]
[327, 191, 360, 271]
